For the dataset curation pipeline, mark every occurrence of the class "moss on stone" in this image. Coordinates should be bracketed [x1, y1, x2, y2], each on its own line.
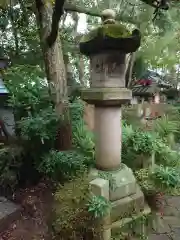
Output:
[80, 24, 131, 43]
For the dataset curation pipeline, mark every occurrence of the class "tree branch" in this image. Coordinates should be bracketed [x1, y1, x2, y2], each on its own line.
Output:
[47, 1, 138, 48]
[47, 0, 66, 47]
[64, 3, 139, 25]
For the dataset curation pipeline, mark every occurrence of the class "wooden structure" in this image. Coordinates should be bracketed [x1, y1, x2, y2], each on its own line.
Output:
[131, 70, 171, 104]
[131, 70, 173, 120]
[0, 57, 15, 143]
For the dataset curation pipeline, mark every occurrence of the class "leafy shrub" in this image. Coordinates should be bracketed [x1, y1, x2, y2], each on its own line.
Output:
[70, 99, 85, 124]
[154, 139, 180, 167]
[0, 145, 24, 194]
[122, 124, 155, 155]
[136, 166, 180, 196]
[52, 173, 100, 240]
[87, 195, 111, 219]
[122, 124, 156, 169]
[72, 120, 95, 159]
[39, 150, 91, 181]
[151, 165, 180, 189]
[154, 115, 179, 137]
[18, 107, 59, 143]
[4, 65, 50, 121]
[70, 99, 95, 160]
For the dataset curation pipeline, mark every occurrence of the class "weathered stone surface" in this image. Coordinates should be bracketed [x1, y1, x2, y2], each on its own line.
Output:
[90, 178, 109, 200]
[109, 165, 137, 201]
[169, 227, 180, 240]
[148, 234, 170, 240]
[152, 218, 171, 234]
[165, 196, 180, 209]
[0, 197, 21, 232]
[163, 216, 180, 228]
[90, 178, 111, 240]
[89, 164, 137, 201]
[111, 204, 151, 235]
[163, 205, 179, 217]
[111, 186, 144, 222]
[90, 52, 126, 88]
[81, 87, 132, 106]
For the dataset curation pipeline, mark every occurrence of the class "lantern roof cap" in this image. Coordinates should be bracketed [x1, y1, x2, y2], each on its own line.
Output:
[79, 9, 141, 56]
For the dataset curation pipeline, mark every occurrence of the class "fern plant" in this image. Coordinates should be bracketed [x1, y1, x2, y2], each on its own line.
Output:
[153, 115, 180, 147]
[72, 119, 95, 161]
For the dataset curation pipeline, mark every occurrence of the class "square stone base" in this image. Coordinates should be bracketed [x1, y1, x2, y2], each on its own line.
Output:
[89, 164, 137, 201]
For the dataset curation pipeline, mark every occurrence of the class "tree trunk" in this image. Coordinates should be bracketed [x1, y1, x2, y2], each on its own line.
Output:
[9, 0, 19, 56]
[35, 0, 72, 150]
[126, 52, 136, 88]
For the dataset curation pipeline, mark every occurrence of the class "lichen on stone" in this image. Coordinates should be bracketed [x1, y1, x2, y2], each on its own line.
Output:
[101, 24, 131, 38]
[80, 23, 131, 43]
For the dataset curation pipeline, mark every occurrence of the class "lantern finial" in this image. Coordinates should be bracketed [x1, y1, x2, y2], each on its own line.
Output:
[101, 9, 116, 24]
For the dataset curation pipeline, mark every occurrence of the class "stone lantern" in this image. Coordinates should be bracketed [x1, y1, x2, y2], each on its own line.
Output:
[80, 9, 146, 227]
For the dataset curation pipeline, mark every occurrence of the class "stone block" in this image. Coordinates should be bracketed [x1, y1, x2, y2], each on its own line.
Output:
[0, 197, 21, 232]
[111, 185, 144, 222]
[163, 206, 179, 217]
[148, 234, 170, 240]
[90, 178, 109, 200]
[90, 178, 111, 240]
[81, 87, 132, 106]
[89, 164, 137, 201]
[111, 204, 151, 235]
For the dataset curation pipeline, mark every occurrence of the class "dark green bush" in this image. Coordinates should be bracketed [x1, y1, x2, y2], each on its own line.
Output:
[0, 145, 24, 194]
[151, 165, 180, 189]
[122, 124, 157, 168]
[18, 107, 59, 141]
[39, 150, 92, 181]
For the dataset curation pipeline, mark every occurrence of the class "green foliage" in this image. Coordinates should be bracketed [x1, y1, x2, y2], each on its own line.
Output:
[0, 145, 24, 193]
[130, 131, 155, 155]
[136, 165, 180, 196]
[154, 115, 179, 138]
[70, 99, 95, 161]
[81, 23, 131, 42]
[52, 173, 100, 239]
[135, 168, 156, 194]
[18, 106, 59, 142]
[72, 120, 95, 160]
[122, 106, 143, 128]
[4, 65, 49, 119]
[39, 150, 90, 181]
[70, 99, 85, 124]
[98, 171, 117, 191]
[154, 139, 180, 166]
[122, 124, 156, 168]
[2, 65, 60, 185]
[87, 194, 111, 219]
[151, 165, 180, 189]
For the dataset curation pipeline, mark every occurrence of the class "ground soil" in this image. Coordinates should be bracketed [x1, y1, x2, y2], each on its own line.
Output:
[0, 181, 53, 240]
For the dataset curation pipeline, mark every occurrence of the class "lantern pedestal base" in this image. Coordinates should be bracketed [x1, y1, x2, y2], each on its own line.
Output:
[89, 164, 137, 201]
[111, 185, 144, 222]
[89, 165, 145, 223]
